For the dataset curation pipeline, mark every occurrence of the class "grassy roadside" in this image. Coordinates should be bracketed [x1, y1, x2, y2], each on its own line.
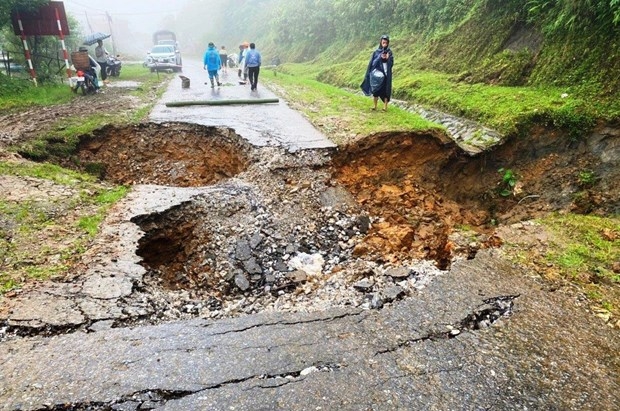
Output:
[278, 61, 620, 139]
[262, 69, 441, 145]
[504, 213, 620, 321]
[13, 64, 173, 161]
[264, 64, 620, 321]
[0, 81, 73, 111]
[0, 161, 128, 293]
[0, 64, 169, 294]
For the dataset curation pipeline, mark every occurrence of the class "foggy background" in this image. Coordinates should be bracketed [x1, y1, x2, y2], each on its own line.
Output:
[63, 0, 230, 59]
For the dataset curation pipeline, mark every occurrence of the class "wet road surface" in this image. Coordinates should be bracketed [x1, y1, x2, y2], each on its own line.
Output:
[1, 62, 619, 410]
[149, 59, 335, 152]
[2, 252, 619, 410]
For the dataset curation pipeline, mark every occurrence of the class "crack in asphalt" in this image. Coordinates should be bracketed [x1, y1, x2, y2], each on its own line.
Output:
[237, 341, 319, 352]
[30, 388, 199, 411]
[206, 310, 367, 337]
[26, 362, 345, 410]
[374, 295, 519, 356]
[1, 320, 88, 341]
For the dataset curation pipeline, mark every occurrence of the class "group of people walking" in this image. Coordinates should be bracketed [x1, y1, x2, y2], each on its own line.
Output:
[203, 41, 262, 91]
[202, 34, 393, 111]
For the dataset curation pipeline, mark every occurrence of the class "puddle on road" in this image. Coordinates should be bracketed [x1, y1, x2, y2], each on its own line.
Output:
[76, 122, 252, 186]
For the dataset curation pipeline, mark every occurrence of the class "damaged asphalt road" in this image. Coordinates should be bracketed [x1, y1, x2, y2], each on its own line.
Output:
[2, 252, 619, 410]
[149, 59, 335, 152]
[1, 60, 619, 410]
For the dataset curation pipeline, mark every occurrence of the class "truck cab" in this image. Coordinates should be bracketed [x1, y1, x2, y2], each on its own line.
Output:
[145, 30, 182, 72]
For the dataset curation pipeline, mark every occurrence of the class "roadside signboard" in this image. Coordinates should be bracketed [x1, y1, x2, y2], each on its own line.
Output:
[11, 1, 70, 36]
[10, 1, 71, 85]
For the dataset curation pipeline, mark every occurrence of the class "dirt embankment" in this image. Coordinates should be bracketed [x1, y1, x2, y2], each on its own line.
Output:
[332, 124, 620, 262]
[0, 83, 618, 330]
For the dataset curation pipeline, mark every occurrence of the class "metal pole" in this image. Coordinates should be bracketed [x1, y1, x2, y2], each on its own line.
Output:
[16, 12, 37, 86]
[85, 11, 93, 34]
[55, 7, 72, 80]
[106, 12, 117, 56]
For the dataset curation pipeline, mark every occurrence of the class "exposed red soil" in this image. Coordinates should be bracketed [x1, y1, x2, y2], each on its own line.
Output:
[74, 123, 252, 187]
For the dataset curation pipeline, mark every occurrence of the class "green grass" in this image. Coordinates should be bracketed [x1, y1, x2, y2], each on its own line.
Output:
[121, 63, 169, 82]
[77, 215, 103, 237]
[393, 70, 587, 134]
[23, 264, 69, 280]
[278, 54, 611, 139]
[540, 213, 620, 314]
[0, 161, 129, 293]
[15, 114, 116, 161]
[123, 64, 174, 120]
[543, 214, 620, 281]
[55, 113, 117, 137]
[0, 161, 95, 184]
[0, 200, 49, 228]
[94, 185, 128, 204]
[0, 81, 73, 111]
[0, 277, 18, 293]
[263, 70, 441, 144]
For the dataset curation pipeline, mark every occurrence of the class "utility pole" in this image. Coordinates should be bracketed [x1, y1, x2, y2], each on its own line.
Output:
[106, 11, 116, 55]
[85, 11, 93, 34]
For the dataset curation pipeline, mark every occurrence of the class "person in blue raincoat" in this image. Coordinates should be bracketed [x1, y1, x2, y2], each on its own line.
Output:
[203, 42, 222, 88]
[361, 35, 394, 111]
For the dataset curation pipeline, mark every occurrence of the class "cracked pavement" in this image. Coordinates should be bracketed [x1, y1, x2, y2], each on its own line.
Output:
[2, 252, 619, 410]
[1, 61, 619, 410]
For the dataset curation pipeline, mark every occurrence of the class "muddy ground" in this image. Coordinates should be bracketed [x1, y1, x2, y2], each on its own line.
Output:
[0, 82, 145, 150]
[0, 79, 619, 331]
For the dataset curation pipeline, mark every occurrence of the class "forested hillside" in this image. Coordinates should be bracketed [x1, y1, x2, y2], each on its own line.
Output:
[213, 0, 620, 97]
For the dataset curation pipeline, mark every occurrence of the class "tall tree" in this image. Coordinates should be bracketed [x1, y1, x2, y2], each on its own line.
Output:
[0, 0, 48, 29]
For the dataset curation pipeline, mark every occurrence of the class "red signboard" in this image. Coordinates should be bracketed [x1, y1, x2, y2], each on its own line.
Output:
[11, 1, 70, 36]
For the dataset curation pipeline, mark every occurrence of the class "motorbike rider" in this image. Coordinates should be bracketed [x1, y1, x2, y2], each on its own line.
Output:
[95, 40, 109, 83]
[72, 47, 101, 93]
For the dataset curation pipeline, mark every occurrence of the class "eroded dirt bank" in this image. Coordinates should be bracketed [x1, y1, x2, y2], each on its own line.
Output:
[1, 120, 618, 336]
[73, 123, 252, 186]
[332, 124, 619, 260]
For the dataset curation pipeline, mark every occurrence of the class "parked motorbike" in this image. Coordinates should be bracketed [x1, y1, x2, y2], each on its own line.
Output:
[72, 68, 98, 95]
[227, 53, 238, 68]
[106, 55, 122, 77]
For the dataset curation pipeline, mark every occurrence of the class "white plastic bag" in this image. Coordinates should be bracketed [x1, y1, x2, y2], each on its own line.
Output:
[370, 68, 385, 93]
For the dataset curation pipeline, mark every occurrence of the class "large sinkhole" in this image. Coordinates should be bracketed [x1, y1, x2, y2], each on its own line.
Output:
[330, 127, 620, 264]
[129, 125, 618, 316]
[75, 122, 252, 186]
[130, 184, 380, 306]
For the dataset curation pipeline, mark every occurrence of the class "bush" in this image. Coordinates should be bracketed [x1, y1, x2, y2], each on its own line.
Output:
[0, 73, 32, 97]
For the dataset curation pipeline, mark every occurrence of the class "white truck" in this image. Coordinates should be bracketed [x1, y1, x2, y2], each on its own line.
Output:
[145, 30, 182, 72]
